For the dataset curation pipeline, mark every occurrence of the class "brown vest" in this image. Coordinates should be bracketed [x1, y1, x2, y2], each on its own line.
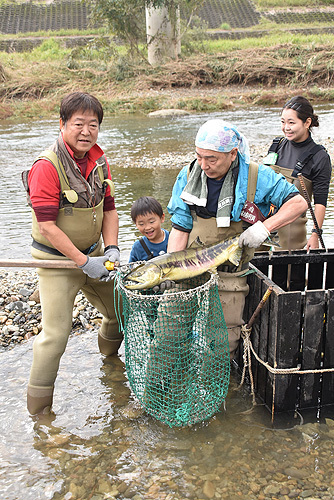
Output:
[268, 164, 311, 250]
[22, 145, 114, 257]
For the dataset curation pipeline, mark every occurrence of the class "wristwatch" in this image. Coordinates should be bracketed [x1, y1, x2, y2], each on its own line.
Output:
[311, 228, 323, 234]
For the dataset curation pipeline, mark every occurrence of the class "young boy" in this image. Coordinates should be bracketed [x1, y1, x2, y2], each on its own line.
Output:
[129, 196, 169, 262]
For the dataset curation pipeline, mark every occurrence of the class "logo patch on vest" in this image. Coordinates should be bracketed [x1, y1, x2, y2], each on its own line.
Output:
[64, 206, 73, 216]
[240, 200, 265, 225]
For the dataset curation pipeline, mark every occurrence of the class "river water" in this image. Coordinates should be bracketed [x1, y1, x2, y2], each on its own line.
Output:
[0, 107, 334, 500]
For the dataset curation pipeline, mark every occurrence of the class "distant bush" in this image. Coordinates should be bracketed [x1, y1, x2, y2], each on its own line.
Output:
[31, 38, 68, 61]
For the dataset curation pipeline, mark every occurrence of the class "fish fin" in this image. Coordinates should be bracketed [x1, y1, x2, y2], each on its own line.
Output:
[189, 236, 205, 249]
[263, 233, 281, 248]
[229, 253, 241, 267]
[238, 269, 255, 277]
[161, 268, 174, 279]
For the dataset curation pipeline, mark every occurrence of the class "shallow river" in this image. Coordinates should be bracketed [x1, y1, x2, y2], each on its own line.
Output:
[1, 107, 334, 500]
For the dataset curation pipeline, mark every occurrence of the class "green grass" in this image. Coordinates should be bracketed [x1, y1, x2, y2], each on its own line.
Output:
[1, 38, 70, 64]
[253, 0, 333, 9]
[206, 32, 334, 53]
[247, 16, 334, 31]
[0, 29, 105, 40]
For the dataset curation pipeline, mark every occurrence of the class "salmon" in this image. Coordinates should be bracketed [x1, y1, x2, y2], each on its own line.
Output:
[123, 236, 243, 290]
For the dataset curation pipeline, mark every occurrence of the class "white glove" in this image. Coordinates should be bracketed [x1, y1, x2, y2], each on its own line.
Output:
[79, 255, 109, 279]
[104, 245, 120, 265]
[238, 221, 270, 248]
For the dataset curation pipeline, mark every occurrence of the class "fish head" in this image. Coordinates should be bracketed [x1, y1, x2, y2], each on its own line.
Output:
[123, 262, 162, 290]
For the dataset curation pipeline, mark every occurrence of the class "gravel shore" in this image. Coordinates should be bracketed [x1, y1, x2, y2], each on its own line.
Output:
[0, 269, 103, 349]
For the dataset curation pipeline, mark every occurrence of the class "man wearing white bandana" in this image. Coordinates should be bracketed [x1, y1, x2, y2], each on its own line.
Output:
[167, 119, 307, 357]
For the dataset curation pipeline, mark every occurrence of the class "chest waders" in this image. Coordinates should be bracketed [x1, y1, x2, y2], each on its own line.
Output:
[265, 136, 321, 251]
[186, 162, 260, 358]
[25, 150, 122, 416]
[24, 149, 114, 259]
[30, 204, 104, 260]
[269, 164, 313, 250]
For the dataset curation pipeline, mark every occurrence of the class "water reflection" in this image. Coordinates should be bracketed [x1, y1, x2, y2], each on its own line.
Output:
[1, 330, 334, 499]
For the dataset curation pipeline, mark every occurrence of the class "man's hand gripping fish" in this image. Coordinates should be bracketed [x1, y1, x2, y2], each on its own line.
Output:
[123, 236, 243, 290]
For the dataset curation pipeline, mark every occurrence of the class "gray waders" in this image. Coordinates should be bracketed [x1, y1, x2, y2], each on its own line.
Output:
[188, 215, 251, 359]
[27, 242, 123, 416]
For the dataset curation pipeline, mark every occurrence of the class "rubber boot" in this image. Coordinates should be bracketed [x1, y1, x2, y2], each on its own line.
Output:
[27, 385, 54, 416]
[98, 332, 123, 356]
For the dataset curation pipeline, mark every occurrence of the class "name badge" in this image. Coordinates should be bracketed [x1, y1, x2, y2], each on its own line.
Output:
[263, 152, 278, 165]
[240, 200, 266, 225]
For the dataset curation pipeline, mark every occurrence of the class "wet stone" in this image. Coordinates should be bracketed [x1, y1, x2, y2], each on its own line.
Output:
[0, 270, 103, 348]
[284, 468, 309, 480]
[19, 287, 31, 297]
[300, 492, 317, 498]
[202, 480, 215, 498]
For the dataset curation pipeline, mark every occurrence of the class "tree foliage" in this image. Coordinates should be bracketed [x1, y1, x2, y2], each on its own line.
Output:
[88, 0, 205, 59]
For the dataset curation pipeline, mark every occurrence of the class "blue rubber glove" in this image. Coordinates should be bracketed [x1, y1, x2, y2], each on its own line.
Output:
[79, 255, 109, 279]
[104, 245, 120, 265]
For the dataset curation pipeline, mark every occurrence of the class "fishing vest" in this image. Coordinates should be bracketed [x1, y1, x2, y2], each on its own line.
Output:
[187, 161, 260, 265]
[263, 137, 324, 250]
[22, 146, 115, 257]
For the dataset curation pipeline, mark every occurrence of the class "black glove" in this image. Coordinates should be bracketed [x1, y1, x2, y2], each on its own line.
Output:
[152, 280, 175, 293]
[79, 255, 109, 279]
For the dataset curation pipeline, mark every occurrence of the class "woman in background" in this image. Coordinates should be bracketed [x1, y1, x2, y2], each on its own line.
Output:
[264, 95, 332, 250]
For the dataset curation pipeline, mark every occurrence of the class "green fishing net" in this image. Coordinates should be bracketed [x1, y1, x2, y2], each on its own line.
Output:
[115, 269, 230, 427]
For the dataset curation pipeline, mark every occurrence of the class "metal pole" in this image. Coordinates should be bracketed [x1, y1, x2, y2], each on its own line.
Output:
[0, 259, 77, 269]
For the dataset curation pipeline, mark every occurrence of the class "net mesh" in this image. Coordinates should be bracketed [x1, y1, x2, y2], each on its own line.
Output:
[115, 268, 230, 427]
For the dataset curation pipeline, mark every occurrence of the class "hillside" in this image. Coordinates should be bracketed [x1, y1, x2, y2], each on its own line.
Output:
[0, 0, 334, 119]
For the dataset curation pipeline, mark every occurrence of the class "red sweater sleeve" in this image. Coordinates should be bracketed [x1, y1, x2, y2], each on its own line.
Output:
[28, 160, 61, 222]
[104, 195, 116, 211]
[28, 160, 61, 207]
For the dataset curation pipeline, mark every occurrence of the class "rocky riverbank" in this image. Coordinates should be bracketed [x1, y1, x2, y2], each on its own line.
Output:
[0, 269, 103, 349]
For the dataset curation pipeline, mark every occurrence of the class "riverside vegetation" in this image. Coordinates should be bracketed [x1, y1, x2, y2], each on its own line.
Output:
[1, 0, 334, 120]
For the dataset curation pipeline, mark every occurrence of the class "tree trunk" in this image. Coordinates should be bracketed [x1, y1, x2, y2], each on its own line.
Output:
[146, 5, 181, 66]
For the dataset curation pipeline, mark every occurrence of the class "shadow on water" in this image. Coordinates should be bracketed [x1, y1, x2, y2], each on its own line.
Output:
[1, 108, 334, 499]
